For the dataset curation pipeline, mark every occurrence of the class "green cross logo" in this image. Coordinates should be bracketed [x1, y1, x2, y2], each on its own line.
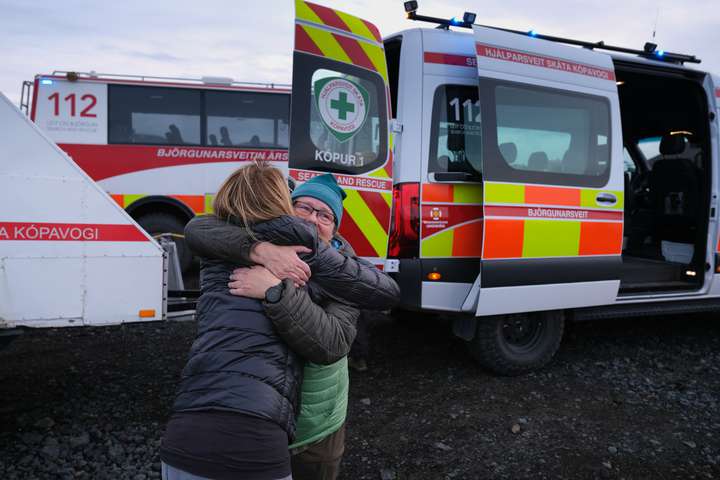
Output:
[330, 92, 355, 120]
[314, 76, 369, 143]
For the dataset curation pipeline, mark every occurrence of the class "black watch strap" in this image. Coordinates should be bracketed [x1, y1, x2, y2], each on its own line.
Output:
[264, 282, 285, 304]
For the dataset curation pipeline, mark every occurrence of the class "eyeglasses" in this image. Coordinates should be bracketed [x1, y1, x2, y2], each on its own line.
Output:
[293, 201, 335, 226]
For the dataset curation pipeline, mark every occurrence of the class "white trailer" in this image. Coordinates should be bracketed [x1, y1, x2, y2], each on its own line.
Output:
[0, 92, 169, 334]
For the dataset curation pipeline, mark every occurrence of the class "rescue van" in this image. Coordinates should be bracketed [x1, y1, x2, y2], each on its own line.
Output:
[21, 73, 291, 272]
[289, 1, 720, 374]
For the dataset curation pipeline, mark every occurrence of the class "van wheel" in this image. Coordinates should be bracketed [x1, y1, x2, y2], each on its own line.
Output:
[136, 212, 192, 273]
[466, 311, 564, 376]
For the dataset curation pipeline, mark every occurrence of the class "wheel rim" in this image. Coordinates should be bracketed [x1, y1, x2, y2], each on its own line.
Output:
[501, 314, 544, 353]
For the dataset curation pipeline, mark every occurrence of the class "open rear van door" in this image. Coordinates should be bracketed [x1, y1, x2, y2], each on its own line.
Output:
[289, 0, 393, 268]
[471, 26, 625, 315]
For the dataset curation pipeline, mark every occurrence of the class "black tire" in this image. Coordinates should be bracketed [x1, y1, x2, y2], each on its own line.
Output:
[136, 212, 192, 273]
[466, 310, 564, 376]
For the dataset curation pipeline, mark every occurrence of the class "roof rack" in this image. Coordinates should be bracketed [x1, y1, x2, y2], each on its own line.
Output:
[47, 71, 291, 90]
[404, 7, 700, 65]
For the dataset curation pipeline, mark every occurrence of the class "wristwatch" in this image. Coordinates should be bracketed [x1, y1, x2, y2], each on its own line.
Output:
[264, 282, 285, 304]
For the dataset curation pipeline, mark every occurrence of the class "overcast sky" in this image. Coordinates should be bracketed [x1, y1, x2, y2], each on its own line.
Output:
[1, 0, 718, 106]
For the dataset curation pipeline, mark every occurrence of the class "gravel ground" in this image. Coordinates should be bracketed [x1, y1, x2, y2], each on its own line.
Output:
[1, 312, 719, 479]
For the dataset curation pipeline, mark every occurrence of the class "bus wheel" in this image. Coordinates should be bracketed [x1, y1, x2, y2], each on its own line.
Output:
[466, 311, 564, 376]
[136, 212, 192, 273]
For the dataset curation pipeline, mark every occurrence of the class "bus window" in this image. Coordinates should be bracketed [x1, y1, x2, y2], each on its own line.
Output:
[206, 91, 289, 149]
[108, 86, 201, 145]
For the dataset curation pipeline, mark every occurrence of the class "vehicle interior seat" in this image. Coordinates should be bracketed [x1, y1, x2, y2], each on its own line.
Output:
[647, 133, 700, 244]
[527, 151, 549, 172]
[499, 142, 517, 165]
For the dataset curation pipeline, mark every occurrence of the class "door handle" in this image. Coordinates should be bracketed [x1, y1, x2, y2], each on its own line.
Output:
[596, 193, 617, 205]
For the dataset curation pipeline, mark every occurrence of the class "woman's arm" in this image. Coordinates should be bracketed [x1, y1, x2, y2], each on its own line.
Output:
[305, 242, 400, 311]
[184, 215, 256, 265]
[264, 280, 359, 365]
[229, 268, 358, 364]
[185, 215, 312, 285]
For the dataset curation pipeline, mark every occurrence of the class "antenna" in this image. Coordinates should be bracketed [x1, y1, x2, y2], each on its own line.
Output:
[652, 7, 661, 40]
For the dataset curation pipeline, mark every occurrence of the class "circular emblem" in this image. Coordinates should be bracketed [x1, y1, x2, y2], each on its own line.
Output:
[430, 207, 443, 221]
[314, 77, 369, 143]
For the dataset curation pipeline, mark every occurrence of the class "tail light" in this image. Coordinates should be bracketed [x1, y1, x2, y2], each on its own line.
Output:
[388, 182, 420, 258]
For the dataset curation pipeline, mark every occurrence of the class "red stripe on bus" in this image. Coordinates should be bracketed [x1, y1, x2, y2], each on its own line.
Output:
[361, 19, 382, 43]
[306, 2, 352, 34]
[59, 144, 288, 181]
[475, 43, 616, 81]
[295, 24, 324, 57]
[0, 222, 147, 242]
[332, 33, 377, 72]
[424, 52, 477, 68]
[337, 208, 378, 257]
[358, 190, 390, 234]
[485, 205, 623, 221]
[716, 88, 720, 98]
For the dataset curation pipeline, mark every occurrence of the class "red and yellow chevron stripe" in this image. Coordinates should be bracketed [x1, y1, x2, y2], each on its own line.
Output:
[295, 1, 388, 82]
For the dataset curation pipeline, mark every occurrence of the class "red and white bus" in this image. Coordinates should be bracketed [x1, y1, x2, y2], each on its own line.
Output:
[22, 71, 291, 271]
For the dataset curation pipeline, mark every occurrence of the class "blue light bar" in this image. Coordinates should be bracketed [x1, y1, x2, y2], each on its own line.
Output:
[529, 29, 538, 37]
[450, 16, 461, 25]
[656, 50, 665, 58]
[40, 79, 53, 86]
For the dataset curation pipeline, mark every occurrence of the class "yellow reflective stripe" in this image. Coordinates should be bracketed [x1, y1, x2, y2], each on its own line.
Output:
[523, 220, 581, 257]
[580, 189, 624, 210]
[381, 191, 392, 208]
[295, 0, 323, 25]
[421, 230, 454, 257]
[301, 24, 352, 64]
[358, 41, 388, 83]
[368, 167, 390, 179]
[485, 182, 524, 204]
[124, 194, 145, 207]
[204, 194, 215, 214]
[344, 189, 387, 257]
[453, 184, 483, 204]
[335, 10, 378, 44]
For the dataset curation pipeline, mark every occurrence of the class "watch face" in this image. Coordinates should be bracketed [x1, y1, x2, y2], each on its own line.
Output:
[266, 284, 283, 303]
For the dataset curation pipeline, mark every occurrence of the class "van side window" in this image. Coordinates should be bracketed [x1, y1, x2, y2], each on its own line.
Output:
[428, 85, 482, 179]
[206, 91, 289, 149]
[484, 81, 611, 188]
[109, 86, 201, 146]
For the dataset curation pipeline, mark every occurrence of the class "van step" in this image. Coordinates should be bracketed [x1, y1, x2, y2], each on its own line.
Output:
[572, 298, 720, 321]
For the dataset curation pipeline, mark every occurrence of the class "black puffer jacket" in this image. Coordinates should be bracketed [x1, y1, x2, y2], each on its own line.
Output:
[173, 215, 399, 438]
